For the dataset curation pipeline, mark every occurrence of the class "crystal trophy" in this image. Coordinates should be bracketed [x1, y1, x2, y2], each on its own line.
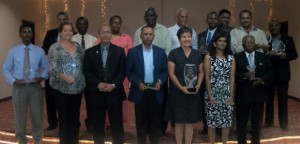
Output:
[184, 64, 197, 92]
[62, 59, 78, 89]
[272, 39, 285, 55]
[246, 65, 256, 81]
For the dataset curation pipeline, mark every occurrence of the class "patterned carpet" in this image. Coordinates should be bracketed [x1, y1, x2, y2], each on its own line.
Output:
[0, 92, 300, 144]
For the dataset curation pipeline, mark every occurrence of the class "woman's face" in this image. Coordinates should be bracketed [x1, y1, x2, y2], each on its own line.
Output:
[213, 37, 227, 50]
[60, 24, 73, 40]
[110, 17, 122, 34]
[179, 32, 192, 47]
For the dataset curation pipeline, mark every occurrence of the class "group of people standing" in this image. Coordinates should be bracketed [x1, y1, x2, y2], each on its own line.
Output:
[2, 6, 297, 144]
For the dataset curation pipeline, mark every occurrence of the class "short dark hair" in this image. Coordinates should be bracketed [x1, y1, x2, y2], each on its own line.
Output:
[177, 26, 192, 40]
[219, 9, 231, 16]
[19, 24, 32, 34]
[207, 11, 218, 19]
[109, 15, 122, 24]
[209, 33, 231, 59]
[239, 9, 252, 18]
[141, 25, 153, 33]
[76, 16, 88, 25]
[57, 11, 68, 19]
[58, 21, 74, 32]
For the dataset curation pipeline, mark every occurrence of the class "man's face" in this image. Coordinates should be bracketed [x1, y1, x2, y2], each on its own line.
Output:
[240, 12, 252, 28]
[140, 27, 155, 46]
[243, 37, 255, 53]
[76, 19, 88, 35]
[269, 21, 281, 36]
[98, 26, 112, 43]
[20, 27, 33, 43]
[57, 14, 68, 27]
[176, 11, 188, 27]
[207, 13, 219, 29]
[144, 9, 157, 27]
[219, 12, 231, 26]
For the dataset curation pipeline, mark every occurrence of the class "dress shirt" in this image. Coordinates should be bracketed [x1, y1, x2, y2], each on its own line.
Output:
[168, 24, 198, 50]
[72, 33, 97, 49]
[230, 26, 268, 54]
[134, 23, 172, 55]
[245, 51, 256, 67]
[3, 43, 48, 84]
[142, 44, 154, 83]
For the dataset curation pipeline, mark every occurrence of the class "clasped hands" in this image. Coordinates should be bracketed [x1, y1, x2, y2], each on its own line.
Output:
[97, 83, 115, 92]
[208, 96, 234, 105]
[139, 82, 161, 91]
[180, 85, 200, 95]
[244, 72, 264, 87]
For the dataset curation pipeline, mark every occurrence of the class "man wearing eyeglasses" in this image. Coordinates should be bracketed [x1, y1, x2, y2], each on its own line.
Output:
[83, 24, 126, 144]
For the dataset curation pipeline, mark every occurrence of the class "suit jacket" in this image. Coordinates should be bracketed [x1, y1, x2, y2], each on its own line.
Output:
[127, 44, 168, 104]
[269, 35, 298, 81]
[235, 51, 274, 103]
[198, 26, 231, 53]
[83, 43, 126, 105]
[42, 28, 59, 55]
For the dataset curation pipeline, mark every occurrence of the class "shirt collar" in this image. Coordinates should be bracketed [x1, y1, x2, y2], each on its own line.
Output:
[142, 44, 153, 52]
[238, 26, 258, 32]
[100, 42, 110, 50]
[208, 27, 217, 33]
[245, 51, 255, 58]
[21, 43, 33, 49]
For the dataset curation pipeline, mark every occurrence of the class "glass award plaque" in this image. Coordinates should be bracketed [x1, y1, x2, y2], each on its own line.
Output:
[62, 59, 78, 89]
[184, 64, 197, 92]
[272, 39, 285, 54]
[246, 65, 256, 81]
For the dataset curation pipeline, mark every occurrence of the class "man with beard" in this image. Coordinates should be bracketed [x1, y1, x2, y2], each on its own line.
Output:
[230, 10, 269, 54]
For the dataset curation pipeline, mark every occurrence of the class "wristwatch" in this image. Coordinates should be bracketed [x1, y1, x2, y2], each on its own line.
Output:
[112, 84, 116, 88]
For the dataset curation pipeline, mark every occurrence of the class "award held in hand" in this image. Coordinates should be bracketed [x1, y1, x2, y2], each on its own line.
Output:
[272, 39, 285, 55]
[184, 64, 197, 92]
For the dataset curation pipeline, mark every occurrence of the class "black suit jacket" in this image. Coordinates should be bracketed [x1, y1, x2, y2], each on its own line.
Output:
[235, 51, 274, 103]
[269, 35, 298, 81]
[83, 43, 126, 105]
[198, 26, 231, 53]
[42, 28, 59, 55]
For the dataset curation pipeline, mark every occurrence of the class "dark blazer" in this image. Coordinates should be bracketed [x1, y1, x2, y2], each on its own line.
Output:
[269, 35, 298, 81]
[42, 28, 59, 55]
[127, 44, 168, 104]
[83, 43, 126, 105]
[235, 51, 274, 103]
[198, 26, 231, 52]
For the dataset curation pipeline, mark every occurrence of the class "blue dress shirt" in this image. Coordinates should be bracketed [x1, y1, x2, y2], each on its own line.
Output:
[2, 43, 48, 84]
[142, 44, 154, 83]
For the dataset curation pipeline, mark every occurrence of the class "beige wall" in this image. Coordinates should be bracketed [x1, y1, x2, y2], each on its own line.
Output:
[1, 0, 299, 99]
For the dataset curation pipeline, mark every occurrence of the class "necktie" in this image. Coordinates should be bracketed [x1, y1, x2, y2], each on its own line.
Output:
[248, 53, 255, 68]
[81, 35, 85, 49]
[206, 31, 212, 45]
[23, 47, 30, 81]
[102, 46, 108, 68]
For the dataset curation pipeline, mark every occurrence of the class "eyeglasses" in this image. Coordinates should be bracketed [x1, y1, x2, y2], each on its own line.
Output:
[99, 31, 111, 35]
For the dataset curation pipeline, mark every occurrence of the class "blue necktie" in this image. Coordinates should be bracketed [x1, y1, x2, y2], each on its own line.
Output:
[206, 31, 212, 45]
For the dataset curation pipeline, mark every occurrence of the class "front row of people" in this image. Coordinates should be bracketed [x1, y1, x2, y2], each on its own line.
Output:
[3, 22, 274, 144]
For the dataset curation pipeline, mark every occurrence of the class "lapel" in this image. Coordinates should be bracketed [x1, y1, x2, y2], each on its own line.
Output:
[241, 52, 250, 69]
[153, 46, 157, 74]
[94, 44, 103, 70]
[254, 51, 260, 67]
[137, 46, 145, 80]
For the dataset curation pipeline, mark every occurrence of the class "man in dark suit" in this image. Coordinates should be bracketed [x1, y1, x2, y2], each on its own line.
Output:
[235, 35, 274, 144]
[42, 11, 69, 130]
[127, 26, 168, 144]
[83, 24, 126, 144]
[264, 19, 298, 131]
[198, 11, 231, 134]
